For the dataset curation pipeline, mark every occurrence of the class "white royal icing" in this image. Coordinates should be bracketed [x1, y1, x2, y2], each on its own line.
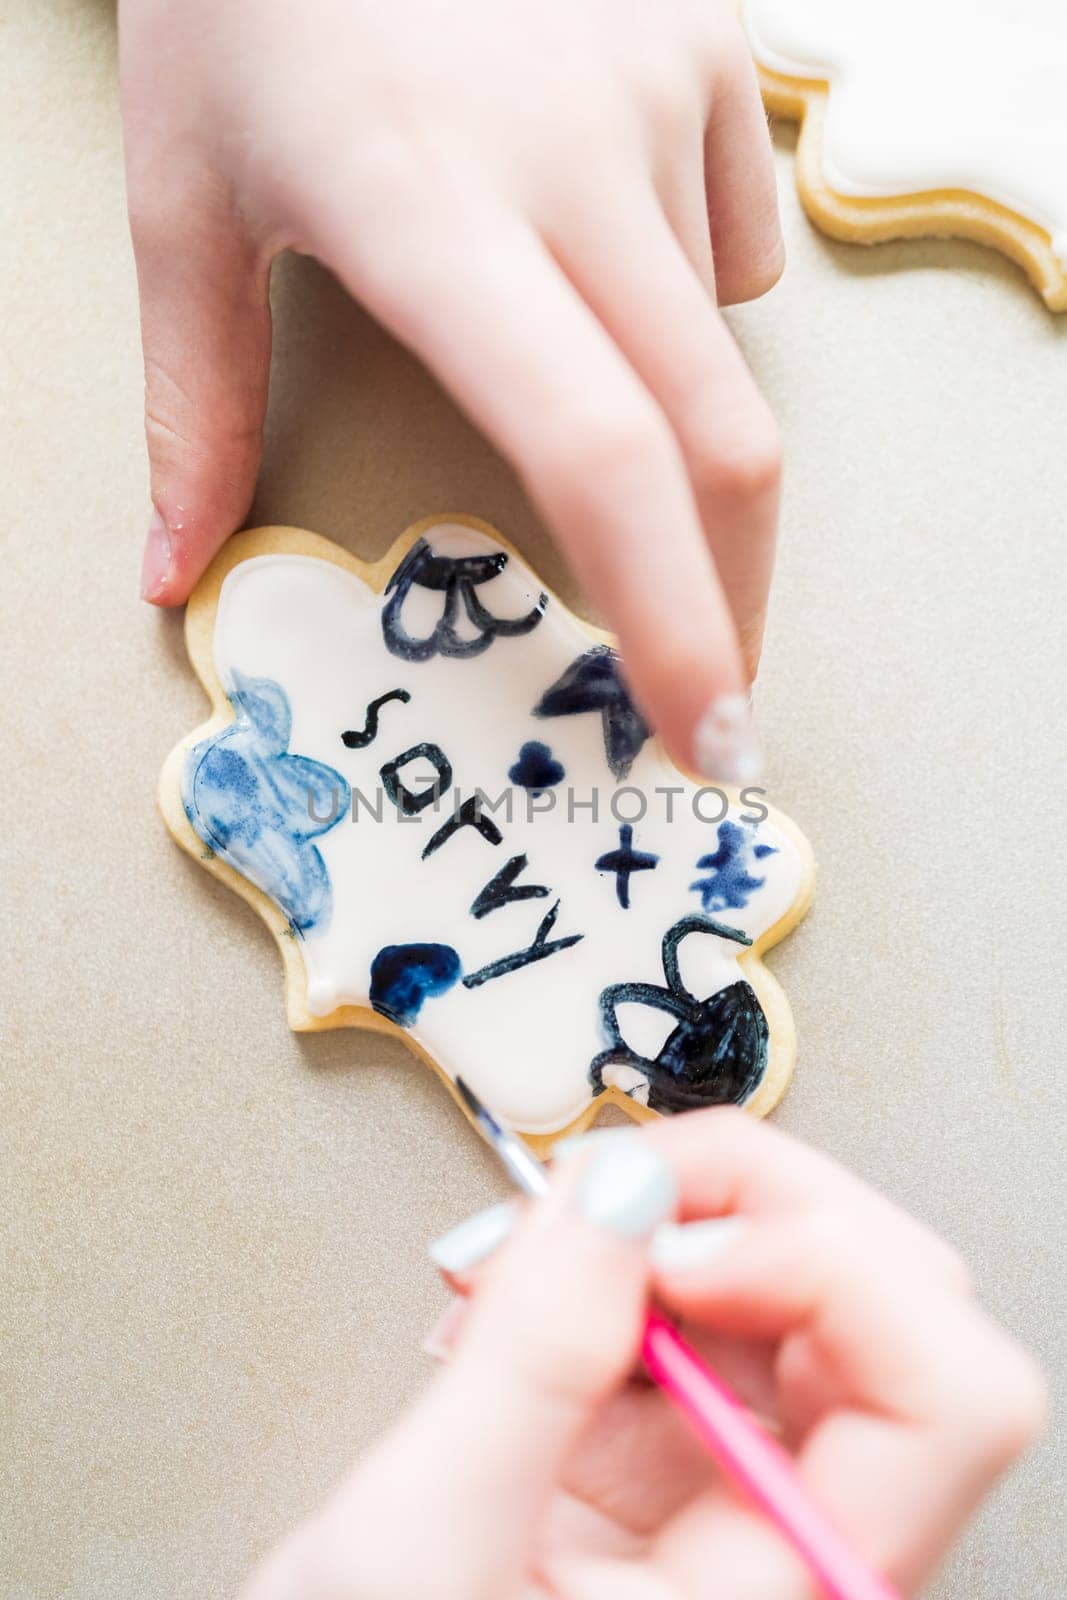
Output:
[744, 0, 1067, 262]
[184, 525, 806, 1135]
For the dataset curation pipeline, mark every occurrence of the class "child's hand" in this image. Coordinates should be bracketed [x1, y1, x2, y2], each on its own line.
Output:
[121, 0, 784, 778]
[239, 1111, 1044, 1599]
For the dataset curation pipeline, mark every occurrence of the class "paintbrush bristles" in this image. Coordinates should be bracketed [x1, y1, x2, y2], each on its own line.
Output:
[455, 1074, 501, 1137]
[455, 1075, 550, 1198]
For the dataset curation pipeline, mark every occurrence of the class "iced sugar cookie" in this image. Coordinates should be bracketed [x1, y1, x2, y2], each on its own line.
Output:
[160, 518, 813, 1148]
[744, 0, 1067, 310]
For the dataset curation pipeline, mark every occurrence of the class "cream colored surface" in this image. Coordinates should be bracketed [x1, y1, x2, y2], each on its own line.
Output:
[1, 3, 1064, 1597]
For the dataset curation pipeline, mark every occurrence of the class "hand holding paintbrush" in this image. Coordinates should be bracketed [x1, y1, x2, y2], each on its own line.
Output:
[452, 1076, 904, 1600]
[241, 1105, 1043, 1600]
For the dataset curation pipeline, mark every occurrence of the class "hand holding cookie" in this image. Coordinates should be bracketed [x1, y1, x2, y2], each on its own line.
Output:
[121, 0, 784, 777]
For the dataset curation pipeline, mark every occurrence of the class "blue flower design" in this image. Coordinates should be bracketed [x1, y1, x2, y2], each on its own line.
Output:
[690, 820, 776, 915]
[508, 739, 565, 793]
[183, 672, 351, 934]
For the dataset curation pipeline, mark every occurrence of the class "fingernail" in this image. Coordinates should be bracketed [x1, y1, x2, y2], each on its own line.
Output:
[428, 1201, 515, 1273]
[650, 1216, 746, 1273]
[420, 1296, 466, 1362]
[693, 693, 763, 784]
[140, 507, 173, 601]
[552, 1128, 628, 1164]
[577, 1132, 676, 1240]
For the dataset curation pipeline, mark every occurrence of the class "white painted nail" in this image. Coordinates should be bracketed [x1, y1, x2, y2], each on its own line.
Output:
[428, 1201, 515, 1273]
[577, 1132, 677, 1240]
[650, 1216, 746, 1273]
[552, 1128, 629, 1164]
[693, 693, 763, 784]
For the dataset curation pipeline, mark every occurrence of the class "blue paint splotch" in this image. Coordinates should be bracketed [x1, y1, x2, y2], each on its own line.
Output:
[183, 671, 350, 935]
[508, 740, 565, 794]
[533, 646, 650, 781]
[690, 820, 777, 915]
[369, 943, 462, 1026]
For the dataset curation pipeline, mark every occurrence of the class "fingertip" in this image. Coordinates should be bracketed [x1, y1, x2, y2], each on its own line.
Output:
[627, 642, 759, 786]
[703, 26, 785, 309]
[138, 511, 219, 607]
[648, 1217, 756, 1334]
[603, 598, 749, 780]
[691, 690, 764, 785]
[139, 506, 174, 604]
[139, 480, 255, 607]
[427, 1200, 517, 1276]
[714, 229, 786, 308]
[574, 1127, 678, 1241]
[133, 217, 271, 606]
[456, 1136, 673, 1406]
[649, 1215, 747, 1278]
[420, 1295, 468, 1363]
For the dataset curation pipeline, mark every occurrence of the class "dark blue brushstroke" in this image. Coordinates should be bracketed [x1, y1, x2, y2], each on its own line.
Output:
[470, 854, 550, 920]
[423, 794, 503, 860]
[462, 900, 583, 989]
[508, 740, 564, 794]
[381, 742, 453, 815]
[341, 687, 411, 749]
[382, 538, 547, 661]
[590, 914, 767, 1112]
[533, 646, 650, 781]
[183, 672, 350, 934]
[594, 823, 659, 909]
[690, 820, 777, 914]
[369, 943, 462, 1026]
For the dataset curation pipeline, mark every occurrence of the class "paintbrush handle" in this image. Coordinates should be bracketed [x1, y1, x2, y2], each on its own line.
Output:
[640, 1312, 902, 1600]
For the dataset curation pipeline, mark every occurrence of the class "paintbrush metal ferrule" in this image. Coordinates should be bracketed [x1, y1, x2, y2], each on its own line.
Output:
[455, 1076, 550, 1196]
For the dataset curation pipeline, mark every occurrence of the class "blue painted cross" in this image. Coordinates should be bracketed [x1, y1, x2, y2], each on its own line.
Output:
[595, 823, 659, 910]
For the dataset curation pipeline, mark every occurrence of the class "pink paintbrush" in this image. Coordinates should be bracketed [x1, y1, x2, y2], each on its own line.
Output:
[454, 1076, 902, 1600]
